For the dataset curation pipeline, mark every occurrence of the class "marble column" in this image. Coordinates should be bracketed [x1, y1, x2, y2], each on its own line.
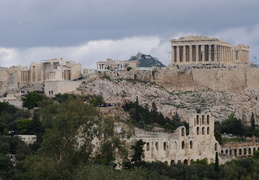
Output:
[202, 45, 205, 62]
[189, 45, 192, 62]
[183, 45, 186, 63]
[172, 46, 175, 63]
[209, 45, 212, 62]
[196, 45, 199, 62]
[177, 46, 180, 62]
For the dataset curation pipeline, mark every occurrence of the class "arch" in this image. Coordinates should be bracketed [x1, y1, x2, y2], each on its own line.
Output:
[207, 127, 210, 135]
[170, 160, 175, 165]
[202, 115, 205, 124]
[244, 148, 247, 155]
[182, 141, 185, 149]
[163, 142, 167, 150]
[215, 143, 218, 151]
[196, 115, 199, 125]
[239, 149, 242, 156]
[146, 142, 150, 151]
[191, 159, 194, 164]
[207, 115, 210, 125]
[248, 148, 251, 155]
[183, 159, 188, 165]
[155, 142, 158, 151]
[225, 150, 228, 155]
[165, 161, 168, 165]
[221, 150, 224, 154]
[190, 141, 193, 149]
[257, 147, 259, 150]
[230, 149, 232, 155]
[177, 160, 182, 164]
[202, 127, 205, 135]
[234, 149, 237, 156]
[253, 148, 256, 154]
[197, 127, 200, 135]
[181, 127, 185, 136]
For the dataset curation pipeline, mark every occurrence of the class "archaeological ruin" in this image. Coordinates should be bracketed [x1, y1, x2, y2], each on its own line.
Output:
[170, 35, 249, 66]
[97, 58, 138, 71]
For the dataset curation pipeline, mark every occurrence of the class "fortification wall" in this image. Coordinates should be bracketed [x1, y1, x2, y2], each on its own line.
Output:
[99, 67, 259, 92]
[44, 80, 82, 97]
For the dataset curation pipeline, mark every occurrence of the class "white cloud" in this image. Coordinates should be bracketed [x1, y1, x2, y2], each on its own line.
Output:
[0, 36, 171, 69]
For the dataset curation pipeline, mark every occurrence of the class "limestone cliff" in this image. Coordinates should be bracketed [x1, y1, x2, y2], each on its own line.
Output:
[76, 76, 259, 126]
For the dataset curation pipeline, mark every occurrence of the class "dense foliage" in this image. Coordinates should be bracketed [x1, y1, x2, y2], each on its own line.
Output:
[1, 94, 259, 179]
[123, 99, 188, 132]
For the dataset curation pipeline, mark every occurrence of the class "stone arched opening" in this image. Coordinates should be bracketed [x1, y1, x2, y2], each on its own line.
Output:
[183, 159, 188, 165]
[207, 127, 210, 135]
[202, 127, 205, 135]
[225, 150, 228, 155]
[234, 149, 237, 156]
[190, 141, 193, 149]
[155, 142, 159, 150]
[196, 115, 199, 125]
[163, 142, 167, 150]
[215, 143, 218, 151]
[146, 142, 150, 151]
[202, 115, 205, 125]
[244, 148, 247, 155]
[248, 148, 251, 155]
[170, 160, 175, 165]
[182, 141, 185, 149]
[207, 115, 210, 125]
[197, 127, 199, 135]
[181, 127, 185, 136]
[239, 149, 242, 156]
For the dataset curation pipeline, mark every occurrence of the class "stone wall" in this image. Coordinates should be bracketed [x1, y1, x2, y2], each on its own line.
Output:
[130, 113, 220, 165]
[44, 80, 82, 97]
[99, 67, 259, 92]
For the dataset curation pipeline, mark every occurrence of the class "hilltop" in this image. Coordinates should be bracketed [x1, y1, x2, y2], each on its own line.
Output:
[129, 52, 165, 67]
[76, 75, 259, 125]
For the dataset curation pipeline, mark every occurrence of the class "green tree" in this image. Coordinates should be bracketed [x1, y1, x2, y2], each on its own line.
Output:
[22, 92, 45, 109]
[16, 119, 31, 134]
[214, 130, 223, 145]
[131, 140, 146, 166]
[251, 112, 255, 131]
[24, 96, 119, 179]
[215, 152, 219, 172]
[221, 113, 244, 136]
[135, 96, 140, 122]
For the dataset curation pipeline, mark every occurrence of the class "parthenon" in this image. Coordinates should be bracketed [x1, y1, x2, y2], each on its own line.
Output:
[170, 35, 249, 65]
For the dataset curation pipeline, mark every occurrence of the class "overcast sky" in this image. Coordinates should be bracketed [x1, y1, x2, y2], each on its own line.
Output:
[0, 0, 259, 68]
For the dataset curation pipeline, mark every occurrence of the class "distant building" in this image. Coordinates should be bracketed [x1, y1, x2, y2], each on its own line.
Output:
[17, 135, 37, 145]
[97, 58, 138, 71]
[28, 57, 82, 83]
[170, 35, 249, 66]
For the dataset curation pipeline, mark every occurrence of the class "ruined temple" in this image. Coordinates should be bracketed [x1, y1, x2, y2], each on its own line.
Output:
[170, 35, 249, 66]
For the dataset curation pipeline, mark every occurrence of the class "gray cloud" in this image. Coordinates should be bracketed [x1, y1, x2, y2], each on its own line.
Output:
[0, 0, 259, 65]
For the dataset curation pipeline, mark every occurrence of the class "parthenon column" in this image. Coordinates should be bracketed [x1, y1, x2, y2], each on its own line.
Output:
[215, 45, 218, 62]
[209, 45, 212, 62]
[177, 46, 180, 62]
[171, 46, 175, 63]
[202, 45, 205, 62]
[183, 45, 186, 63]
[196, 45, 199, 62]
[189, 45, 192, 62]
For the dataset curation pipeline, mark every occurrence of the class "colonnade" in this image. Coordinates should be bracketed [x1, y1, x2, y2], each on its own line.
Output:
[20, 71, 30, 82]
[171, 44, 235, 64]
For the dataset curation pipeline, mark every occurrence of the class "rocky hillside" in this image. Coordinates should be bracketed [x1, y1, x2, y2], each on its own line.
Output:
[76, 77, 259, 126]
[129, 52, 165, 67]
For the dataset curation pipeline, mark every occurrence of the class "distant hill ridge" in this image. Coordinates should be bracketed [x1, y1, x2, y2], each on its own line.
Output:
[129, 52, 165, 67]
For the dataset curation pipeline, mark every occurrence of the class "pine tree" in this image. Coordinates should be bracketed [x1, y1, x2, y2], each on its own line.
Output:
[251, 112, 255, 131]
